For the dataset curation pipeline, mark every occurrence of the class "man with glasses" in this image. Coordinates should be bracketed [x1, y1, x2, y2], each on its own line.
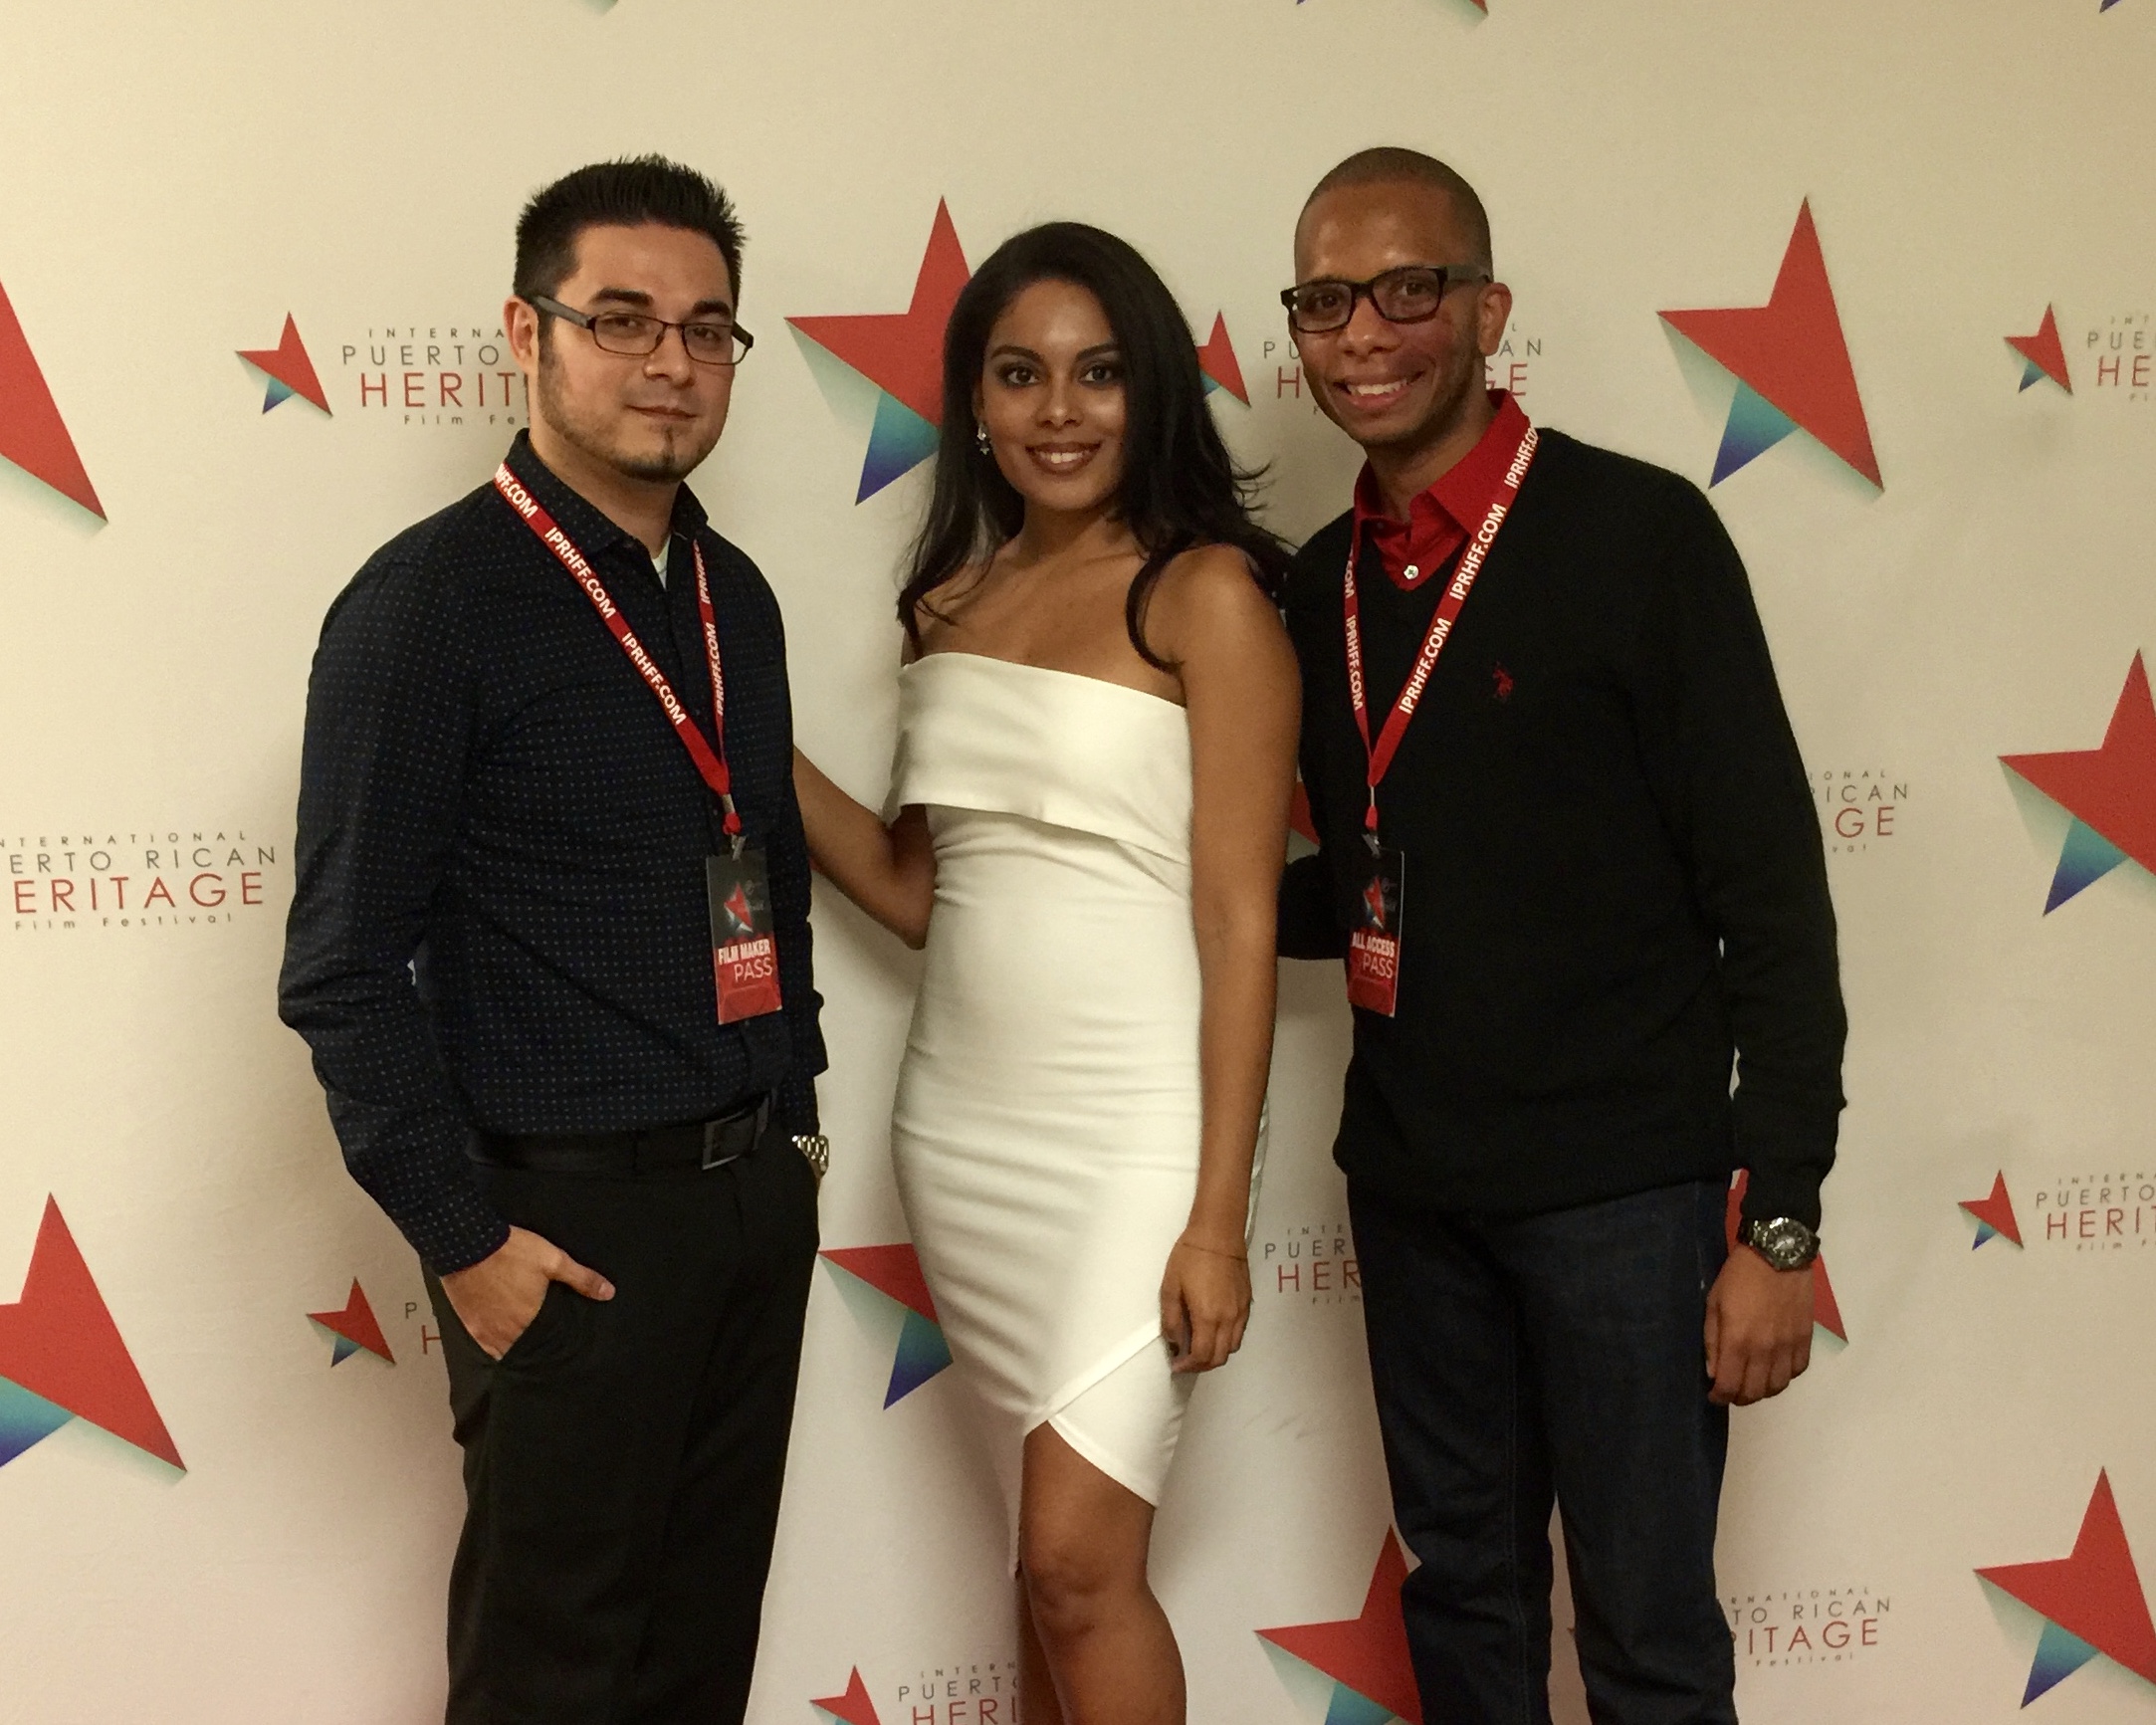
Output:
[1277, 147, 1845, 1724]
[281, 156, 825, 1725]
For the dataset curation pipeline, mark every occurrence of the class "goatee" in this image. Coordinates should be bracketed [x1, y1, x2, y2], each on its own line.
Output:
[616, 447, 697, 484]
[536, 350, 713, 486]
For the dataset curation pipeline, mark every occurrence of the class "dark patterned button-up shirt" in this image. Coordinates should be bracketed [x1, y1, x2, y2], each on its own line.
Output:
[281, 432, 823, 1273]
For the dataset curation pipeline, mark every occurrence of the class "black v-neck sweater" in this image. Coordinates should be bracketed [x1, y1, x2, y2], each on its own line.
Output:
[1279, 429, 1844, 1229]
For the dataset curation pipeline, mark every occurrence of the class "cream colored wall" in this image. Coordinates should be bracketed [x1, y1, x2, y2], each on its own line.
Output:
[1, 2, 2152, 1722]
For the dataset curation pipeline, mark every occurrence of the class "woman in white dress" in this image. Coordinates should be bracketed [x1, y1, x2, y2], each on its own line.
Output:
[794, 223, 1299, 1724]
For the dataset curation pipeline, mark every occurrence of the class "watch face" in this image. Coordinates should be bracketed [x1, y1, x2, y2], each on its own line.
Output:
[1751, 1217, 1817, 1269]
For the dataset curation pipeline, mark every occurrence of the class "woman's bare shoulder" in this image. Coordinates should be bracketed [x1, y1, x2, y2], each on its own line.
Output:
[1150, 542, 1287, 645]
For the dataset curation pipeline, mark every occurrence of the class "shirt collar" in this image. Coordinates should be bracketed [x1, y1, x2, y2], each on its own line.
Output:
[502, 429, 711, 560]
[1351, 389, 1530, 550]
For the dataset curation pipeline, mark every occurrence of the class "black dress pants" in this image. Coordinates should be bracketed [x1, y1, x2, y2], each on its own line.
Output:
[1350, 1176, 1736, 1725]
[424, 1128, 818, 1725]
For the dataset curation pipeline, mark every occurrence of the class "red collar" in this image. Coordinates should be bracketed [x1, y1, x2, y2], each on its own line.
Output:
[1351, 391, 1531, 592]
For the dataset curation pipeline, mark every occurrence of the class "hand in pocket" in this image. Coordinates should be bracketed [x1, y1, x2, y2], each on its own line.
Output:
[441, 1225, 615, 1361]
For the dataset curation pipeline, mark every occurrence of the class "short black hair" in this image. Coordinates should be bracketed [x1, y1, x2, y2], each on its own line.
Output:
[514, 155, 746, 306]
[1304, 147, 1492, 274]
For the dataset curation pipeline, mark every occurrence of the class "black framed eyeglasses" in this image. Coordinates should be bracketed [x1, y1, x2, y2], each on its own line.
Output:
[1280, 265, 1491, 333]
[529, 294, 755, 367]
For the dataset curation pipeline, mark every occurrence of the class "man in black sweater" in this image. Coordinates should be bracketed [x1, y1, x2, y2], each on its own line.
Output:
[1277, 149, 1844, 1725]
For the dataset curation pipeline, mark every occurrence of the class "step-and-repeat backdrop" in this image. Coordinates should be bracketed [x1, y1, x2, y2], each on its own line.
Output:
[3, 2, 2153, 1721]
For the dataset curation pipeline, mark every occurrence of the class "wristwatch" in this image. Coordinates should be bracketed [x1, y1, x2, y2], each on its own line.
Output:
[1741, 1216, 1821, 1271]
[791, 1134, 831, 1184]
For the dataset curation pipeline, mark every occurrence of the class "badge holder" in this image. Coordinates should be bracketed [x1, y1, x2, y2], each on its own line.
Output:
[707, 820, 782, 1024]
[1346, 834, 1405, 1017]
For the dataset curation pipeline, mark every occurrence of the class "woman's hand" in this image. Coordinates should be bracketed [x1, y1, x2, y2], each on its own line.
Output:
[1160, 1235, 1252, 1374]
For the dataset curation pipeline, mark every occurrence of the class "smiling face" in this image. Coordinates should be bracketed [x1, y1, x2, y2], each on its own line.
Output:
[973, 277, 1128, 520]
[509, 221, 739, 487]
[1291, 179, 1511, 462]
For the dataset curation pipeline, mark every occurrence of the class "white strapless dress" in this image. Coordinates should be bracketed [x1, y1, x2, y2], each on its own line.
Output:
[889, 651, 1256, 1544]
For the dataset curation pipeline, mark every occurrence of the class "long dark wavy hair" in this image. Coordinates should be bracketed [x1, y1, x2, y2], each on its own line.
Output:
[897, 222, 1287, 668]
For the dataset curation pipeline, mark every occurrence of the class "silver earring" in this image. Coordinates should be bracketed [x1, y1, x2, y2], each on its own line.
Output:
[974, 423, 991, 454]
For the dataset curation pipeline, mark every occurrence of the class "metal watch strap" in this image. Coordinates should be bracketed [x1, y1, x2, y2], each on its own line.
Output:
[791, 1134, 830, 1183]
[1742, 1215, 1820, 1270]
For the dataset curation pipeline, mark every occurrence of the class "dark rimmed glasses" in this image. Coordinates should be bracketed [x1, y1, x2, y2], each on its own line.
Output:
[529, 294, 755, 367]
[1280, 265, 1491, 333]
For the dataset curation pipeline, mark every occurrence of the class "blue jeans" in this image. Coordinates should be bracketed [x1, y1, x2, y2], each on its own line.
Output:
[1348, 1178, 1736, 1725]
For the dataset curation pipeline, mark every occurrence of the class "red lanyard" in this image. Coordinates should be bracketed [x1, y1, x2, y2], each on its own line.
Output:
[1344, 423, 1538, 836]
[493, 464, 742, 839]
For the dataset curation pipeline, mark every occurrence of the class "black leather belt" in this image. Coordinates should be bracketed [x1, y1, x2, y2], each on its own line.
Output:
[470, 1094, 771, 1176]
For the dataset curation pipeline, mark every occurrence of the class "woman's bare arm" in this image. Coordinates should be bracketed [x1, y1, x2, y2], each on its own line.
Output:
[792, 749, 936, 949]
[1149, 546, 1300, 1372]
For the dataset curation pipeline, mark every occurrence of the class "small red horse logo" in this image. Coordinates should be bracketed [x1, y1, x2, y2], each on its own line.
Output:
[1492, 663, 1515, 702]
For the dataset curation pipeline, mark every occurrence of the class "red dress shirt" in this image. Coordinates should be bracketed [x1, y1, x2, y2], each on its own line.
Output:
[1350, 391, 1532, 591]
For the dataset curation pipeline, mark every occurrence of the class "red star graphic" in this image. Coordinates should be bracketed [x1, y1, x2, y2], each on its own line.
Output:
[1979, 1472, 2156, 1685]
[0, 1197, 182, 1467]
[789, 202, 970, 424]
[1197, 312, 1249, 404]
[308, 1278, 394, 1363]
[1812, 1260, 1846, 1342]
[1661, 201, 1879, 487]
[1961, 1172, 2024, 1246]
[1724, 1174, 1845, 1341]
[239, 314, 331, 413]
[0, 276, 103, 519]
[1258, 1529, 1422, 1724]
[2008, 305, 2072, 393]
[819, 1244, 939, 1323]
[811, 1666, 882, 1725]
[2002, 654, 2156, 876]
